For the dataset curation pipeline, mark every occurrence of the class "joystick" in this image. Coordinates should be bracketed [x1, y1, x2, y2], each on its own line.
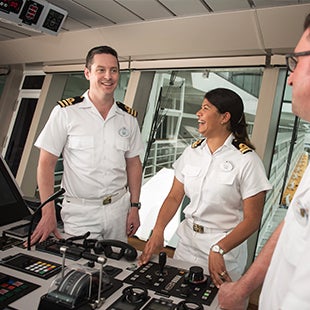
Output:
[156, 251, 167, 276]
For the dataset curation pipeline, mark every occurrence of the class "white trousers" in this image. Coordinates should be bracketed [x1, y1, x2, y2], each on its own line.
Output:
[173, 219, 247, 281]
[61, 192, 130, 242]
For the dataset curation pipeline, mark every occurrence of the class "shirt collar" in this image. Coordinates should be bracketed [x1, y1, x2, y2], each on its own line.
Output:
[82, 90, 118, 117]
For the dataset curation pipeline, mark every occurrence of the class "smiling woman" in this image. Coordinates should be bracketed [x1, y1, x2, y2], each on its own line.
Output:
[139, 88, 272, 288]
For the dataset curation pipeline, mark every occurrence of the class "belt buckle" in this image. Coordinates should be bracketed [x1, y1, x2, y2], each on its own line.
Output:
[193, 223, 204, 233]
[102, 196, 112, 205]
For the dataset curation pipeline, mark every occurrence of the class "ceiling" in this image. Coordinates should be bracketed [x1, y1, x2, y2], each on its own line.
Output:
[1, 0, 310, 42]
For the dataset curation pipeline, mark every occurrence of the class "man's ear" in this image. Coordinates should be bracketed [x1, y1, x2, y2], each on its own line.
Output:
[84, 67, 90, 80]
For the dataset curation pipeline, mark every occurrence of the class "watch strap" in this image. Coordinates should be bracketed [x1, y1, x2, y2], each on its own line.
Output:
[131, 202, 141, 209]
[211, 244, 225, 255]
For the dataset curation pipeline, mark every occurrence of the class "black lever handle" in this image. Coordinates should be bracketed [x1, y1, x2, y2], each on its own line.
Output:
[159, 251, 167, 276]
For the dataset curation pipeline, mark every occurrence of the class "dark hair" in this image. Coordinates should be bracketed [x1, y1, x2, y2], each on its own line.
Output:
[85, 45, 119, 70]
[304, 13, 310, 30]
[204, 88, 255, 149]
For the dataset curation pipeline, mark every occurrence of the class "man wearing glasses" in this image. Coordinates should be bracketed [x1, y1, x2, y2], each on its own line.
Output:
[218, 13, 310, 310]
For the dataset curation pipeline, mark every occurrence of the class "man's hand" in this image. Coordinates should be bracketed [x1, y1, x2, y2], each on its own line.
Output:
[127, 207, 140, 237]
[24, 205, 62, 248]
[218, 281, 248, 310]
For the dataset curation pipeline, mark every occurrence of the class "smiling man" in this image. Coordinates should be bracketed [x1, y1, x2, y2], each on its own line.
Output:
[30, 46, 144, 246]
[218, 13, 310, 310]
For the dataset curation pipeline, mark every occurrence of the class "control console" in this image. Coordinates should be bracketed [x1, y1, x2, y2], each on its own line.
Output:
[123, 252, 217, 307]
[0, 238, 219, 309]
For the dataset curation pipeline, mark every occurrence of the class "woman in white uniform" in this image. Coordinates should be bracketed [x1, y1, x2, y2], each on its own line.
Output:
[139, 88, 272, 287]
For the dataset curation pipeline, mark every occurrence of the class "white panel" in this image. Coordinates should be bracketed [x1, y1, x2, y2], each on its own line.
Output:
[74, 0, 142, 23]
[117, 0, 173, 19]
[253, 0, 300, 9]
[206, 0, 250, 12]
[257, 4, 308, 53]
[60, 17, 89, 31]
[49, 0, 114, 27]
[160, 0, 210, 15]
[0, 23, 38, 38]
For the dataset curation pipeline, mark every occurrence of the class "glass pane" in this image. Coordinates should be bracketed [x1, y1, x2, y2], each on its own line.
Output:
[22, 75, 45, 89]
[4, 98, 38, 176]
[142, 68, 263, 179]
[255, 71, 310, 255]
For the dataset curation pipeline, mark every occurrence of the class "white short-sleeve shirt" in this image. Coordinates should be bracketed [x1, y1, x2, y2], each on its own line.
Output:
[35, 91, 144, 199]
[173, 134, 272, 230]
[260, 164, 310, 309]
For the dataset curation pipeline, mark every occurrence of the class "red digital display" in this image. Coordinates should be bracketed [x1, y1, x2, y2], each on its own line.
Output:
[0, 0, 23, 14]
[19, 0, 43, 25]
[9, 0, 23, 14]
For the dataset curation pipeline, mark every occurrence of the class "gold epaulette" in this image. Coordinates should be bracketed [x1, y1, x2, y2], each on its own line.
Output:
[191, 138, 205, 148]
[116, 101, 138, 117]
[232, 139, 253, 154]
[57, 96, 84, 108]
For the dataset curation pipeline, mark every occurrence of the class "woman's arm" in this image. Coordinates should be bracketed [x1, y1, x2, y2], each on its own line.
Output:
[209, 191, 266, 287]
[139, 177, 185, 265]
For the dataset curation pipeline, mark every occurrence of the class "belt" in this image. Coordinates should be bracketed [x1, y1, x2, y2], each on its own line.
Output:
[64, 188, 127, 206]
[193, 223, 205, 233]
[188, 219, 228, 234]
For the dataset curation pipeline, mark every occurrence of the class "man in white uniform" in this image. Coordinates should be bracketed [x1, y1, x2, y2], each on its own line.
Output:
[30, 46, 144, 245]
[218, 13, 310, 310]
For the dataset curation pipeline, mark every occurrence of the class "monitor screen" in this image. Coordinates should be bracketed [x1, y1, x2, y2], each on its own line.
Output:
[0, 155, 31, 226]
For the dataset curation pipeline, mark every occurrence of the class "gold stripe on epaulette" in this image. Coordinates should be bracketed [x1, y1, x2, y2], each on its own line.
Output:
[239, 143, 252, 154]
[232, 139, 252, 154]
[57, 96, 84, 108]
[191, 138, 205, 148]
[116, 101, 138, 117]
[125, 105, 137, 117]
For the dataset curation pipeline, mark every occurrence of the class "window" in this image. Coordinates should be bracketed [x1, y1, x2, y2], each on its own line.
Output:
[255, 73, 310, 255]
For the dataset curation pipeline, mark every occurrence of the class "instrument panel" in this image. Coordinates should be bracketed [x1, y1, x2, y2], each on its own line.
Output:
[0, 229, 219, 310]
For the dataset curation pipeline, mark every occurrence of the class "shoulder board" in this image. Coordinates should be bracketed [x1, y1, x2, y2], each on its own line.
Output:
[116, 101, 138, 117]
[232, 139, 253, 154]
[191, 138, 205, 148]
[57, 96, 84, 108]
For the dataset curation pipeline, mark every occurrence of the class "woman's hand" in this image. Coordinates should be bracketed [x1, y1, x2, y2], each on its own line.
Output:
[208, 251, 232, 288]
[138, 230, 164, 266]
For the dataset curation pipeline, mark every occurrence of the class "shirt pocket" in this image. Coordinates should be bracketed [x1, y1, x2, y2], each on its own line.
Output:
[182, 165, 202, 194]
[67, 135, 94, 168]
[216, 171, 236, 185]
[182, 165, 201, 177]
[68, 135, 94, 150]
[115, 139, 130, 152]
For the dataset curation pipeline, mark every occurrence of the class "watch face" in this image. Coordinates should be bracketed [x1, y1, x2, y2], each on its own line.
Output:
[213, 245, 219, 252]
[212, 245, 223, 254]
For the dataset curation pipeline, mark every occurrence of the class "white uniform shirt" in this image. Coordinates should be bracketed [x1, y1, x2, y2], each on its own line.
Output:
[260, 163, 310, 309]
[35, 91, 144, 199]
[173, 134, 272, 230]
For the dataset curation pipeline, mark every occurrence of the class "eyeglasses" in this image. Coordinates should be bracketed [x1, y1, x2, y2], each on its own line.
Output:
[285, 50, 310, 72]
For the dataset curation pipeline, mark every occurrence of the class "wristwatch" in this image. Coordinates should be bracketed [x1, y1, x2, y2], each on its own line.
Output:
[210, 244, 225, 255]
[131, 202, 141, 209]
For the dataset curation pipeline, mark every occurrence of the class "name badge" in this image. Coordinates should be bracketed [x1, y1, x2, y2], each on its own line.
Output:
[221, 161, 233, 172]
[293, 200, 309, 226]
